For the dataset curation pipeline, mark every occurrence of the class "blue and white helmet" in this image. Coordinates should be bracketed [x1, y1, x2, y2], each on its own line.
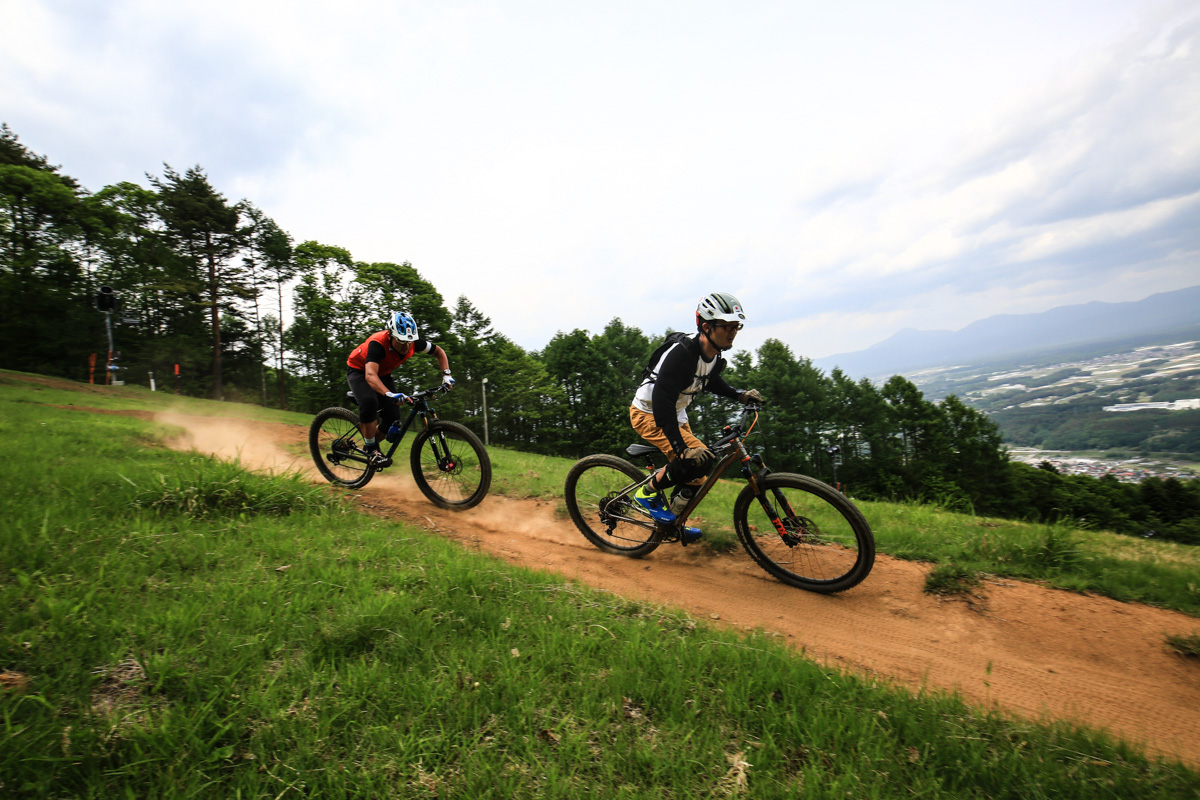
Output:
[386, 311, 419, 342]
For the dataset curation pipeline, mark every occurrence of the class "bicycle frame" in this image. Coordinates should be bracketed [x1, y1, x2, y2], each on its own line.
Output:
[340, 385, 448, 467]
[607, 404, 800, 542]
[567, 403, 874, 590]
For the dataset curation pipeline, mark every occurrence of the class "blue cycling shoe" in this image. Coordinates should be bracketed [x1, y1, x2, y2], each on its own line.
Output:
[634, 486, 703, 545]
[633, 484, 675, 524]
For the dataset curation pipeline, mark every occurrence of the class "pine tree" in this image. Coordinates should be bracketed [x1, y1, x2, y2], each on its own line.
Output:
[150, 165, 247, 400]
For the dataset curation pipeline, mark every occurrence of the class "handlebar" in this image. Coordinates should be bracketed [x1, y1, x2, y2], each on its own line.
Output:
[408, 383, 454, 401]
[710, 403, 761, 454]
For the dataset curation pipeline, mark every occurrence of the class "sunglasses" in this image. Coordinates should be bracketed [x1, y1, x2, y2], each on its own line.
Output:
[709, 320, 744, 332]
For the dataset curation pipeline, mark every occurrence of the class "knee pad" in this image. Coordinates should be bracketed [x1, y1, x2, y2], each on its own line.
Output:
[666, 457, 704, 485]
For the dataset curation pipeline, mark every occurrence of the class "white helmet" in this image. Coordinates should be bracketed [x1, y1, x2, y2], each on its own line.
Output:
[386, 311, 419, 342]
[696, 292, 747, 328]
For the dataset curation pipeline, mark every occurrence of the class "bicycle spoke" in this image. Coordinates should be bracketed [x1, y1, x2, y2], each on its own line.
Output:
[565, 456, 662, 557]
[735, 473, 873, 592]
[310, 407, 373, 488]
[410, 421, 490, 510]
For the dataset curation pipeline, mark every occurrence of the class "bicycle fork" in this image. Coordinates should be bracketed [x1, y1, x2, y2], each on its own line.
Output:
[740, 449, 804, 547]
[420, 414, 460, 474]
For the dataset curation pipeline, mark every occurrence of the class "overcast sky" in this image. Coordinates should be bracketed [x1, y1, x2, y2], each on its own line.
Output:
[3, 0, 1197, 360]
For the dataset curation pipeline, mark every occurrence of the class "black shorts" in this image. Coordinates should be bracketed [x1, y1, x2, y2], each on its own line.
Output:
[346, 369, 399, 426]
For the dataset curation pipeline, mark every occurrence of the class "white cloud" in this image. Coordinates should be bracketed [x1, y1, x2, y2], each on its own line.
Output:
[1, 0, 1197, 362]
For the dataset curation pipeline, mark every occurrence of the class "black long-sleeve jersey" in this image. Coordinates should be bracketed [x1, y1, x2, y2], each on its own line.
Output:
[631, 333, 741, 457]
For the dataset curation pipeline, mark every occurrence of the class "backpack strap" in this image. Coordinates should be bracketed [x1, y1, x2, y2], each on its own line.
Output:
[640, 331, 692, 386]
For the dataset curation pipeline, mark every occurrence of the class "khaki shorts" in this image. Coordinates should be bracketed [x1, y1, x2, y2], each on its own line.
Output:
[629, 406, 706, 485]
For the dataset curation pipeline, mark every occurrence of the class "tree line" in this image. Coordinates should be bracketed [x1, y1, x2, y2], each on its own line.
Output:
[3, 124, 1197, 544]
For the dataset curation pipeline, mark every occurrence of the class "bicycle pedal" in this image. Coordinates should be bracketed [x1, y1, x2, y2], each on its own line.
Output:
[367, 453, 393, 468]
[661, 525, 702, 546]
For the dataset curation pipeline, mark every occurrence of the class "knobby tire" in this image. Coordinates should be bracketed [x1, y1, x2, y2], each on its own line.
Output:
[733, 472, 874, 593]
[410, 420, 491, 510]
[564, 454, 663, 557]
[309, 406, 375, 489]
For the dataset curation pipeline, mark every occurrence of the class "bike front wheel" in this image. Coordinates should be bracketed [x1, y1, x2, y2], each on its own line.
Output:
[733, 472, 874, 593]
[410, 420, 491, 510]
[564, 454, 663, 558]
[309, 406, 375, 489]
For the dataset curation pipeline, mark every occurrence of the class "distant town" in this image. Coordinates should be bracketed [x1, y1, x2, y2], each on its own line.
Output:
[1008, 449, 1196, 482]
[1102, 398, 1200, 412]
[908, 339, 1200, 482]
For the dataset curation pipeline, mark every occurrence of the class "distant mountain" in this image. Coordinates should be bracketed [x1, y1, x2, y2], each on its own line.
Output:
[814, 284, 1200, 379]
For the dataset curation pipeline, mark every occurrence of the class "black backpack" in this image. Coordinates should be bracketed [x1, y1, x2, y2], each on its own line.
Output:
[640, 331, 693, 385]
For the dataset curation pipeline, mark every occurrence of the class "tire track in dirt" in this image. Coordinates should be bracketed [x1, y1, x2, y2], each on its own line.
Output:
[160, 412, 1200, 767]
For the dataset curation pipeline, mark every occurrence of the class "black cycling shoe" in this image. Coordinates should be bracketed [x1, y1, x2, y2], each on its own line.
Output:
[366, 448, 392, 468]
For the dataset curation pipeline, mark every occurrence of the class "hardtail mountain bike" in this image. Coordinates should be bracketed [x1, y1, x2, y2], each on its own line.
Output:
[563, 404, 874, 593]
[309, 384, 491, 510]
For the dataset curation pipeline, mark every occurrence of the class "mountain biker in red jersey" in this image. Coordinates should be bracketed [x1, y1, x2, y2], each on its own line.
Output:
[347, 311, 455, 467]
[629, 292, 762, 543]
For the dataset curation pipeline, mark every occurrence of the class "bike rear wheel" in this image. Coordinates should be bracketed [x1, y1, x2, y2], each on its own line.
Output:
[410, 420, 491, 510]
[733, 472, 874, 593]
[564, 454, 663, 557]
[310, 406, 375, 489]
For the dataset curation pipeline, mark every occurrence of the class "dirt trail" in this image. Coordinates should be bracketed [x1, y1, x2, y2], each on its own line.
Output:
[159, 411, 1200, 767]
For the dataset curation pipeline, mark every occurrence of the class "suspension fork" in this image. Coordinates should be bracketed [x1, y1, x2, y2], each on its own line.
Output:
[742, 449, 801, 543]
[418, 407, 461, 472]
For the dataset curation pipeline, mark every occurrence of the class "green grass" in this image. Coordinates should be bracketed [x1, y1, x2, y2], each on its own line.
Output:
[859, 499, 1200, 615]
[0, 368, 313, 424]
[1166, 633, 1200, 657]
[8, 369, 1200, 614]
[923, 564, 983, 597]
[471, 415, 1200, 613]
[3, 372, 1200, 797]
[504, 459, 1200, 615]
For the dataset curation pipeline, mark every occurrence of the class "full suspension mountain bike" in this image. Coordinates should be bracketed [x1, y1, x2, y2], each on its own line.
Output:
[563, 404, 874, 593]
[309, 384, 491, 510]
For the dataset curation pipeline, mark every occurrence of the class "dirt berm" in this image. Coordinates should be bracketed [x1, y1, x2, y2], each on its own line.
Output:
[155, 410, 1200, 767]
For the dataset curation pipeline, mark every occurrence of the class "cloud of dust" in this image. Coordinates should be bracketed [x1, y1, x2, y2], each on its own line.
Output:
[155, 412, 306, 475]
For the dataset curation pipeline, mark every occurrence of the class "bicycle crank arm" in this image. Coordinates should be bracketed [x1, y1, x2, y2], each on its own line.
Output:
[603, 512, 658, 529]
[328, 452, 369, 466]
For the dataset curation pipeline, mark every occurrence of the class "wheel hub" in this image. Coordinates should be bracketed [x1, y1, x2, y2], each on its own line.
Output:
[598, 492, 629, 526]
[780, 516, 821, 547]
[327, 439, 353, 465]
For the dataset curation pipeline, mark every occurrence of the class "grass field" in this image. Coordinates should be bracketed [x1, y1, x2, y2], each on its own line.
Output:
[484, 409, 1200, 618]
[2, 371, 1198, 797]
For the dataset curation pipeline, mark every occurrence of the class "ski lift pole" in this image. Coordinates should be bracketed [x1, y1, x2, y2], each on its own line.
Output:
[826, 445, 841, 493]
[104, 309, 115, 384]
[96, 286, 118, 386]
[481, 377, 490, 446]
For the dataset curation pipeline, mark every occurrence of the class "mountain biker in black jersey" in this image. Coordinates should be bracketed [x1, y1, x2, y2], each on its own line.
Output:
[629, 292, 762, 543]
[346, 311, 455, 467]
